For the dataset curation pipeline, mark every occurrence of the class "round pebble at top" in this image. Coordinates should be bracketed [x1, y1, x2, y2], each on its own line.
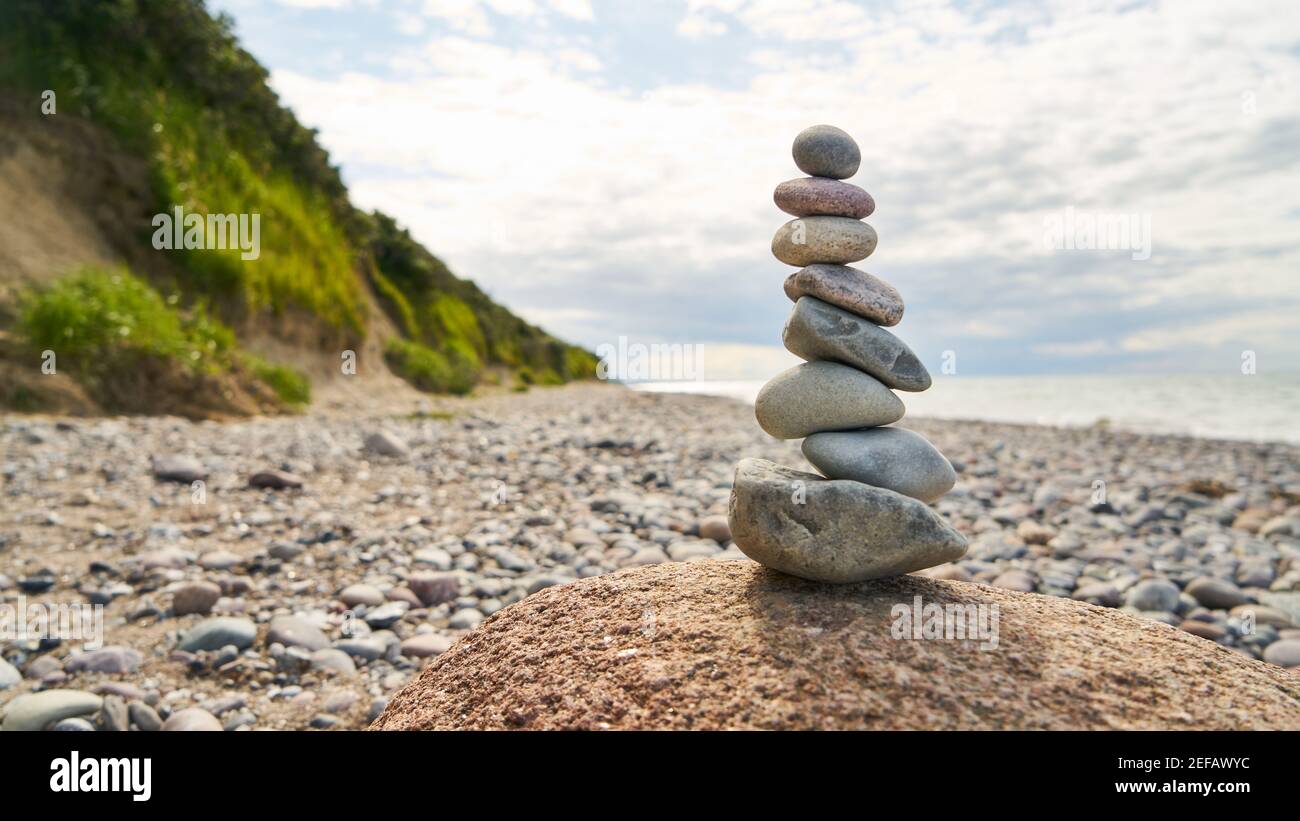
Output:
[792, 124, 860, 179]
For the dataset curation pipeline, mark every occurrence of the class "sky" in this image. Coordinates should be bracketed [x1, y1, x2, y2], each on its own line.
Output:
[209, 0, 1300, 380]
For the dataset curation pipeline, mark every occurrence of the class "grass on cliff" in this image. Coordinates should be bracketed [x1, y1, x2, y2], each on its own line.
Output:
[19, 267, 310, 407]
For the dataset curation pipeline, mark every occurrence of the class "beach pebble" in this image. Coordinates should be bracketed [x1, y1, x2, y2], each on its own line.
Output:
[755, 361, 904, 439]
[151, 455, 206, 484]
[98, 695, 129, 732]
[338, 583, 385, 607]
[772, 217, 877, 267]
[783, 264, 902, 326]
[401, 633, 453, 658]
[65, 646, 143, 675]
[1180, 620, 1227, 641]
[179, 617, 257, 652]
[129, 702, 163, 731]
[364, 431, 409, 458]
[1185, 577, 1252, 610]
[1, 689, 102, 731]
[311, 648, 358, 676]
[406, 572, 460, 607]
[1125, 579, 1181, 612]
[774, 177, 874, 218]
[0, 658, 19, 690]
[449, 609, 484, 630]
[161, 708, 222, 731]
[267, 615, 330, 651]
[1072, 582, 1122, 608]
[1263, 639, 1300, 668]
[791, 124, 860, 179]
[697, 515, 731, 543]
[52, 717, 97, 731]
[172, 581, 221, 616]
[727, 458, 967, 583]
[248, 469, 304, 489]
[802, 427, 955, 503]
[782, 296, 930, 391]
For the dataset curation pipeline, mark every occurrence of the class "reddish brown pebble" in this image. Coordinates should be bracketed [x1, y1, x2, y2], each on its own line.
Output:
[774, 177, 874, 219]
[783, 263, 903, 326]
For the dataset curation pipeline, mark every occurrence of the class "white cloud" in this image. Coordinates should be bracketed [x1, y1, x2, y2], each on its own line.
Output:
[263, 0, 1300, 376]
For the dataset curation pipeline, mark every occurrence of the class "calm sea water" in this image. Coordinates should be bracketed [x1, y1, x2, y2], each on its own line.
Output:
[630, 374, 1300, 444]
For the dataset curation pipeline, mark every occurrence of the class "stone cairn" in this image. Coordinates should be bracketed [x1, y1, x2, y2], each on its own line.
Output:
[727, 124, 968, 583]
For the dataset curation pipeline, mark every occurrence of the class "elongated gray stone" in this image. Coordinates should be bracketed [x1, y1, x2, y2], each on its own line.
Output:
[792, 124, 860, 179]
[755, 361, 904, 439]
[802, 427, 956, 503]
[783, 264, 903, 326]
[772, 217, 877, 267]
[178, 617, 257, 652]
[783, 296, 931, 391]
[1, 689, 102, 731]
[727, 458, 968, 583]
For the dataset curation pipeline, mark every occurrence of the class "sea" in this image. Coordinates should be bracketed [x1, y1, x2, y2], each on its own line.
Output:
[629, 373, 1300, 445]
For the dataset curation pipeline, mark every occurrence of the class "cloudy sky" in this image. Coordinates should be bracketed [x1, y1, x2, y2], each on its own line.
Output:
[211, 0, 1300, 379]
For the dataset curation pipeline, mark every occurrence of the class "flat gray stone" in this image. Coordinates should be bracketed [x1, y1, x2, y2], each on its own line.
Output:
[755, 361, 904, 440]
[784, 264, 903, 326]
[802, 427, 956, 503]
[178, 617, 257, 652]
[2, 689, 103, 731]
[774, 177, 874, 219]
[151, 455, 207, 484]
[1185, 577, 1252, 610]
[772, 217, 876, 267]
[783, 296, 930, 391]
[791, 124, 860, 179]
[267, 615, 330, 651]
[1126, 579, 1181, 612]
[364, 431, 409, 458]
[727, 458, 968, 583]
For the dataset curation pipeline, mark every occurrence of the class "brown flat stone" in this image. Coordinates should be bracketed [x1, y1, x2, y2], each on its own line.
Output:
[371, 562, 1300, 730]
[774, 177, 874, 219]
[783, 264, 903, 326]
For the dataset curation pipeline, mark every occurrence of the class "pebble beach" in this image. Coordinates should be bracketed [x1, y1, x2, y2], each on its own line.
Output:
[1, 383, 1298, 731]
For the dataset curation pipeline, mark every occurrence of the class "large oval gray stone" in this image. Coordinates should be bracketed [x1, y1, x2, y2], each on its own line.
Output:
[784, 264, 902, 326]
[782, 296, 931, 391]
[774, 177, 874, 219]
[2, 689, 103, 731]
[772, 217, 876, 267]
[267, 615, 330, 651]
[178, 617, 257, 652]
[791, 124, 860, 179]
[755, 361, 904, 439]
[802, 427, 956, 503]
[727, 458, 968, 583]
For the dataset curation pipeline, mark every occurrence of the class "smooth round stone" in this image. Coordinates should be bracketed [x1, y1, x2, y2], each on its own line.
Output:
[247, 469, 304, 489]
[161, 707, 222, 731]
[267, 615, 330, 651]
[338, 583, 385, 608]
[151, 455, 207, 484]
[1180, 620, 1227, 641]
[128, 702, 163, 731]
[1185, 577, 1252, 610]
[400, 633, 453, 658]
[1263, 639, 1300, 668]
[310, 648, 358, 676]
[792, 124, 860, 179]
[0, 658, 19, 690]
[801, 427, 956, 503]
[772, 217, 876, 267]
[1125, 579, 1181, 612]
[727, 458, 967, 583]
[1072, 582, 1121, 608]
[784, 264, 902, 326]
[406, 572, 460, 607]
[1, 689, 102, 731]
[64, 646, 143, 675]
[52, 717, 97, 731]
[755, 361, 904, 439]
[172, 580, 221, 616]
[697, 515, 731, 543]
[774, 177, 874, 218]
[783, 296, 931, 392]
[178, 617, 257, 652]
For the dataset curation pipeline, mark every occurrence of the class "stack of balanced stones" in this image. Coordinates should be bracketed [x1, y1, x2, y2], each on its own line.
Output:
[728, 124, 968, 583]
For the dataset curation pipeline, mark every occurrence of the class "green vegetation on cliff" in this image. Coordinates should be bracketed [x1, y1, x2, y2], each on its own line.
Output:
[0, 0, 595, 412]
